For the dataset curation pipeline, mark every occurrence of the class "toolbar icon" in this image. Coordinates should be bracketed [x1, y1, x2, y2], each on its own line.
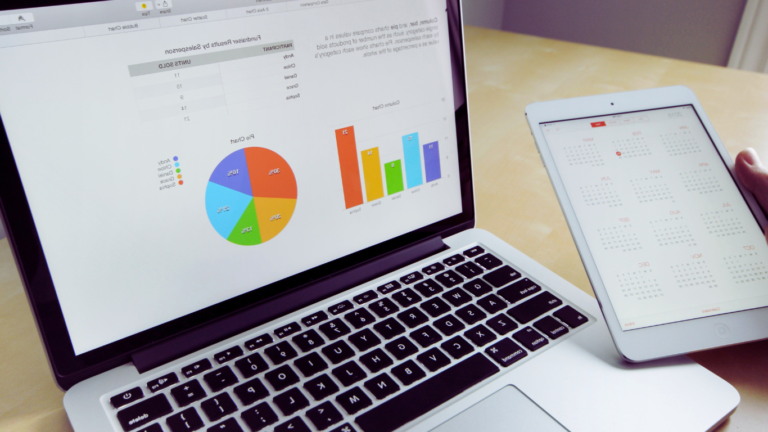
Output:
[155, 0, 173, 8]
[135, 2, 154, 11]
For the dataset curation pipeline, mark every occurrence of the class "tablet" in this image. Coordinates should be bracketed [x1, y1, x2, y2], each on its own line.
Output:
[526, 86, 768, 362]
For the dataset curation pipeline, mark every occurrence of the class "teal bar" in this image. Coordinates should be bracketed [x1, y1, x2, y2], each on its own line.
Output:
[402, 133, 423, 188]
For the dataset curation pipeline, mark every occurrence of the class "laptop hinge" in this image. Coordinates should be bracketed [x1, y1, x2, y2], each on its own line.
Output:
[132, 235, 449, 373]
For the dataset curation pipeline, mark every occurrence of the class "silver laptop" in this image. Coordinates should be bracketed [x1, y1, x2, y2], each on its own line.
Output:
[0, 1, 739, 431]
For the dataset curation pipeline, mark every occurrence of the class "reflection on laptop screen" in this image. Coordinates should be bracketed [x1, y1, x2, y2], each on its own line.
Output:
[0, 0, 462, 354]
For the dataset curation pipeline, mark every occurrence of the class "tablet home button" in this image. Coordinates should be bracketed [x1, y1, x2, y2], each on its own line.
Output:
[713, 323, 731, 339]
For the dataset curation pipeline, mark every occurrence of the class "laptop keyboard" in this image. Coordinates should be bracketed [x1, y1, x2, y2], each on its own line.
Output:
[108, 245, 590, 432]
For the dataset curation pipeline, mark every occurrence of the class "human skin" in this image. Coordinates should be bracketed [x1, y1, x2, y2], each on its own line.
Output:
[735, 148, 768, 243]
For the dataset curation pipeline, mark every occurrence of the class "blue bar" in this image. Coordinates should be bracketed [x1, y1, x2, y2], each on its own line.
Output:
[423, 141, 441, 182]
[402, 133, 423, 189]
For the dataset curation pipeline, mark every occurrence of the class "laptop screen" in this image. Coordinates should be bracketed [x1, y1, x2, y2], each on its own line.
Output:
[0, 0, 464, 355]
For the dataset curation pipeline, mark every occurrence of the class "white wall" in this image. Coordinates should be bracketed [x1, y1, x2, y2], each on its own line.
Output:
[461, 0, 505, 30]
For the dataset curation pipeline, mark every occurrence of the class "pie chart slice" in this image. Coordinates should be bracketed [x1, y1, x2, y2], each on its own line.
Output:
[206, 147, 297, 245]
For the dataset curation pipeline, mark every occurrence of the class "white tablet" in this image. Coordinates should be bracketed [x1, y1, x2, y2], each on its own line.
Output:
[526, 86, 768, 362]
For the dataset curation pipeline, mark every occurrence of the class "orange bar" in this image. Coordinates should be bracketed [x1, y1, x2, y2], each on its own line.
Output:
[335, 126, 364, 209]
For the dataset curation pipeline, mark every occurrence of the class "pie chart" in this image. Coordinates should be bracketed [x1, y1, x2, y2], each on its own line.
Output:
[205, 147, 297, 245]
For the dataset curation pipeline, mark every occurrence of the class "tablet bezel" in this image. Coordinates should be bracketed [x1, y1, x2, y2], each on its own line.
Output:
[526, 85, 768, 362]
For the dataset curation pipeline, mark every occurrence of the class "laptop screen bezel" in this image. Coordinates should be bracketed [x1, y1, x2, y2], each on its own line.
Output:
[0, 0, 474, 388]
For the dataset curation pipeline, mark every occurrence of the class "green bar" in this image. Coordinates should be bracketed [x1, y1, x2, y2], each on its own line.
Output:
[384, 159, 405, 195]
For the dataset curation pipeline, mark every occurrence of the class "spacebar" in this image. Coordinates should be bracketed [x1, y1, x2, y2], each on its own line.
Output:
[356, 353, 500, 432]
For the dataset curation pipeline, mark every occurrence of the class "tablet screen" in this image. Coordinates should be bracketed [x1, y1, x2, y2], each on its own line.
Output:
[541, 105, 768, 330]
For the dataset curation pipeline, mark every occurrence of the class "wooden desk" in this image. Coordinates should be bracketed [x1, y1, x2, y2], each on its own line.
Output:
[1, 26, 767, 431]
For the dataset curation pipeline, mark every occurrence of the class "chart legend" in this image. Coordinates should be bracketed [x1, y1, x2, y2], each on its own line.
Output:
[205, 148, 297, 245]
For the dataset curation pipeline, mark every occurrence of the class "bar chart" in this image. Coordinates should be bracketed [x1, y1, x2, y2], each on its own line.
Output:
[335, 126, 443, 209]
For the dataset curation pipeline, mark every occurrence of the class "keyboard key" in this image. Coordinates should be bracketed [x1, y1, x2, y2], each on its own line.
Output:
[443, 254, 465, 266]
[554, 306, 588, 328]
[486, 314, 518, 335]
[435, 270, 464, 288]
[336, 387, 372, 415]
[413, 279, 444, 297]
[409, 325, 443, 348]
[208, 417, 243, 432]
[454, 262, 484, 279]
[359, 348, 394, 373]
[214, 346, 244, 365]
[322, 340, 355, 364]
[294, 352, 328, 377]
[391, 360, 425, 386]
[397, 307, 429, 328]
[241, 402, 278, 431]
[245, 334, 273, 351]
[292, 329, 326, 352]
[331, 424, 357, 432]
[364, 373, 400, 400]
[476, 294, 507, 314]
[422, 262, 445, 275]
[353, 290, 378, 305]
[204, 366, 239, 393]
[497, 278, 542, 304]
[355, 353, 499, 432]
[235, 353, 269, 379]
[391, 288, 422, 308]
[463, 246, 485, 258]
[273, 387, 309, 416]
[462, 278, 492, 297]
[200, 393, 237, 422]
[456, 304, 487, 325]
[306, 401, 344, 430]
[111, 387, 143, 409]
[319, 318, 351, 340]
[485, 338, 528, 367]
[329, 300, 354, 316]
[265, 365, 299, 392]
[464, 324, 497, 347]
[348, 328, 381, 352]
[400, 271, 423, 285]
[513, 327, 549, 351]
[116, 394, 173, 432]
[275, 322, 302, 339]
[304, 374, 340, 401]
[344, 308, 376, 329]
[264, 341, 298, 365]
[483, 265, 521, 288]
[233, 378, 270, 406]
[147, 373, 178, 393]
[369, 298, 400, 318]
[442, 287, 472, 307]
[275, 417, 311, 432]
[137, 424, 162, 432]
[534, 316, 570, 339]
[377, 280, 402, 295]
[182, 359, 212, 379]
[475, 253, 502, 270]
[302, 311, 328, 328]
[420, 297, 451, 317]
[166, 407, 204, 432]
[508, 292, 563, 323]
[416, 347, 451, 372]
[333, 361, 368, 386]
[171, 380, 207, 407]
[433, 314, 466, 336]
[373, 317, 405, 339]
[384, 336, 418, 360]
[440, 336, 474, 359]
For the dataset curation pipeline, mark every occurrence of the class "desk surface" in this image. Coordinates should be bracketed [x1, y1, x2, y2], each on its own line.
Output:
[2, 26, 768, 431]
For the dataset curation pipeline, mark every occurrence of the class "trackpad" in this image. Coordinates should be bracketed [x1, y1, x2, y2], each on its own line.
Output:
[430, 386, 568, 432]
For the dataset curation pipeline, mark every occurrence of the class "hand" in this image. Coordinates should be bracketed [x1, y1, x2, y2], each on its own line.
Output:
[735, 148, 768, 243]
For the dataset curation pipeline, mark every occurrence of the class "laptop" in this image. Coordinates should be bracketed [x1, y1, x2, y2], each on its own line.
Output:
[0, 0, 739, 431]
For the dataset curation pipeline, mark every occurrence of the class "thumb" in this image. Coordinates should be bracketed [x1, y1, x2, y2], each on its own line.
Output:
[735, 148, 768, 213]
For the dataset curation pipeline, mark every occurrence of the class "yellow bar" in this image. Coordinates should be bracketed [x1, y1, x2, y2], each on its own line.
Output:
[361, 147, 384, 202]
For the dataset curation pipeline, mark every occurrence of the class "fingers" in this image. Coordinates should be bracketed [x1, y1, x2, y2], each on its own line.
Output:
[735, 148, 768, 213]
